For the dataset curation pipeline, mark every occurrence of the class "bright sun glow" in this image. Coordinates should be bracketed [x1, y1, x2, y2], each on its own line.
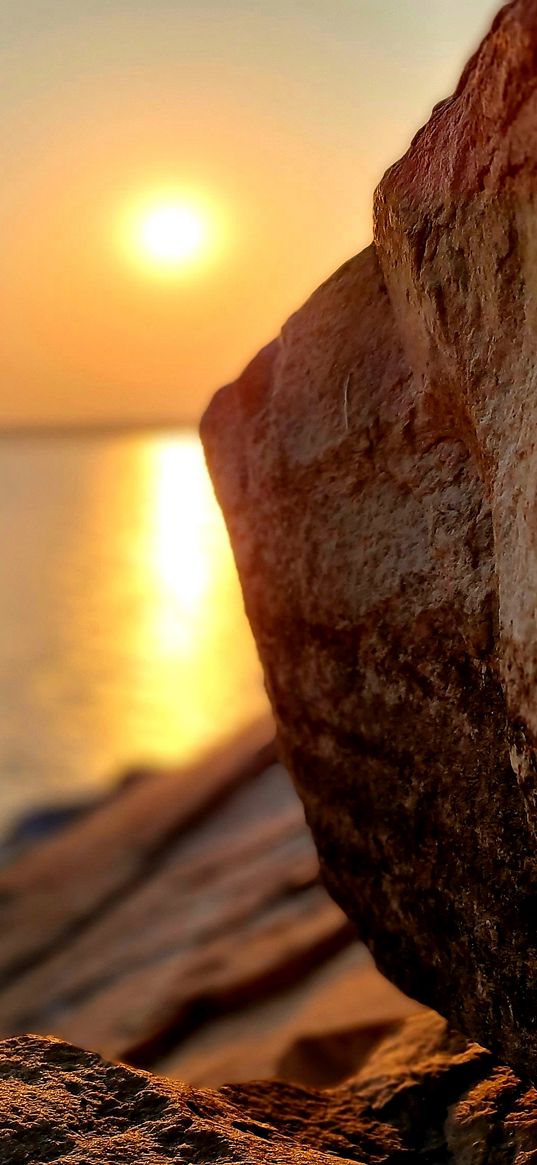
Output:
[140, 205, 205, 266]
[123, 197, 215, 275]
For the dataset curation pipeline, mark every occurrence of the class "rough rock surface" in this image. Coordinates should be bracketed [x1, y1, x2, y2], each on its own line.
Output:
[201, 1, 537, 1078]
[2, 1013, 537, 1164]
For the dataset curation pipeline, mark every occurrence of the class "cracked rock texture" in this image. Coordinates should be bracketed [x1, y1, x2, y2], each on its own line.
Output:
[2, 1013, 537, 1163]
[201, 0, 537, 1079]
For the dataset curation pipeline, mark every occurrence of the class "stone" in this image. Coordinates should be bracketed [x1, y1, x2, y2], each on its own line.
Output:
[201, 1, 537, 1078]
[1, 1013, 536, 1163]
[373, 0, 537, 1075]
[0, 719, 276, 985]
[374, 0, 537, 782]
[157, 945, 419, 1087]
[0, 719, 417, 1083]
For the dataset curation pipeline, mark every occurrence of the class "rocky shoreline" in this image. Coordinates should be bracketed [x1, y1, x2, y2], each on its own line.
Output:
[0, 719, 416, 1086]
[3, 2, 537, 1160]
[3, 1010, 537, 1163]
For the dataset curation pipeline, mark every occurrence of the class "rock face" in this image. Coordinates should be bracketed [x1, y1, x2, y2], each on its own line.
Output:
[2, 1013, 537, 1164]
[375, 0, 537, 791]
[201, 1, 537, 1078]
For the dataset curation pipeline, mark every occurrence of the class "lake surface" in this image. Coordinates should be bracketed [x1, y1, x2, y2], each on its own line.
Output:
[0, 430, 268, 836]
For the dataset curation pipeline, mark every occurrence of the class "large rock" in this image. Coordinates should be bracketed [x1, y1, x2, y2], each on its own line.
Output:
[1, 1013, 536, 1163]
[372, 0, 537, 1072]
[201, 2, 537, 1078]
[375, 0, 537, 779]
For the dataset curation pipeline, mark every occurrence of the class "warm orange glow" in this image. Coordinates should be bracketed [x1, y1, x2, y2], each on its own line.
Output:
[0, 3, 498, 427]
[79, 433, 267, 768]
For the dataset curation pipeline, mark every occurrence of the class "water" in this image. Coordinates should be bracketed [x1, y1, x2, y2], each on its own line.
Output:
[0, 429, 268, 836]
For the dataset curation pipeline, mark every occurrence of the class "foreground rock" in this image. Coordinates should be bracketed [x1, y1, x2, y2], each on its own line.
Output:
[0, 720, 415, 1082]
[372, 0, 537, 1075]
[201, 0, 537, 1078]
[2, 1012, 537, 1163]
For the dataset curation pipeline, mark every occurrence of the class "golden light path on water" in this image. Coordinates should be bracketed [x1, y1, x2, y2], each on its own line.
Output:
[97, 432, 268, 770]
[151, 438, 215, 630]
[0, 430, 268, 834]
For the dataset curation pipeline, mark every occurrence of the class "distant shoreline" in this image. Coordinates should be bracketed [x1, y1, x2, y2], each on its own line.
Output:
[0, 419, 195, 439]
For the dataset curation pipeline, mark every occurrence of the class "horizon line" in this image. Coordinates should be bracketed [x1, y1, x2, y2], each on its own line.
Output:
[0, 417, 198, 438]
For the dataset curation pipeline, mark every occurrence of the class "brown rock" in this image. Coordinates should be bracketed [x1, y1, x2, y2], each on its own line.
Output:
[372, 0, 537, 1074]
[1, 1012, 536, 1163]
[201, 2, 537, 1078]
[0, 719, 276, 984]
[375, 0, 537, 778]
[1, 721, 400, 1080]
[157, 945, 420, 1087]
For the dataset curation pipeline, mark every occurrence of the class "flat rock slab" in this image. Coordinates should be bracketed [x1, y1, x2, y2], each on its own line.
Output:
[0, 722, 339, 1066]
[0, 720, 415, 1082]
[1, 1013, 536, 1163]
[202, 0, 537, 1079]
[156, 945, 419, 1088]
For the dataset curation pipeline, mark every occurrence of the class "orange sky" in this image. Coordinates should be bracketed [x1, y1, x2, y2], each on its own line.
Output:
[1, 1, 498, 427]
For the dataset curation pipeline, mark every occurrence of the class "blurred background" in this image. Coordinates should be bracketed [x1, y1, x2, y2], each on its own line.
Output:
[0, 0, 498, 840]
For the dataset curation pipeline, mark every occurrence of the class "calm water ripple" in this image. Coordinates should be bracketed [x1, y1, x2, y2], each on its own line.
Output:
[0, 429, 267, 834]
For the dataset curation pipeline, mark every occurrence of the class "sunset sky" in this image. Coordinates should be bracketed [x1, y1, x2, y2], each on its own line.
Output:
[1, 0, 498, 427]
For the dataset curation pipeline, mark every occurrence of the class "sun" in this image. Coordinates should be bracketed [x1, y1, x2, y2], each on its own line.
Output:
[139, 204, 205, 266]
[123, 197, 214, 275]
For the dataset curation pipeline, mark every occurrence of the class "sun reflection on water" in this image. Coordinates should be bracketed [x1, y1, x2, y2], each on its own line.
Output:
[149, 437, 215, 650]
[98, 430, 267, 771]
[0, 429, 268, 830]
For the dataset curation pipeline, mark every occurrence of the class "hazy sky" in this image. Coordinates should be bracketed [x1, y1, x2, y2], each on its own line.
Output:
[1, 0, 498, 426]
